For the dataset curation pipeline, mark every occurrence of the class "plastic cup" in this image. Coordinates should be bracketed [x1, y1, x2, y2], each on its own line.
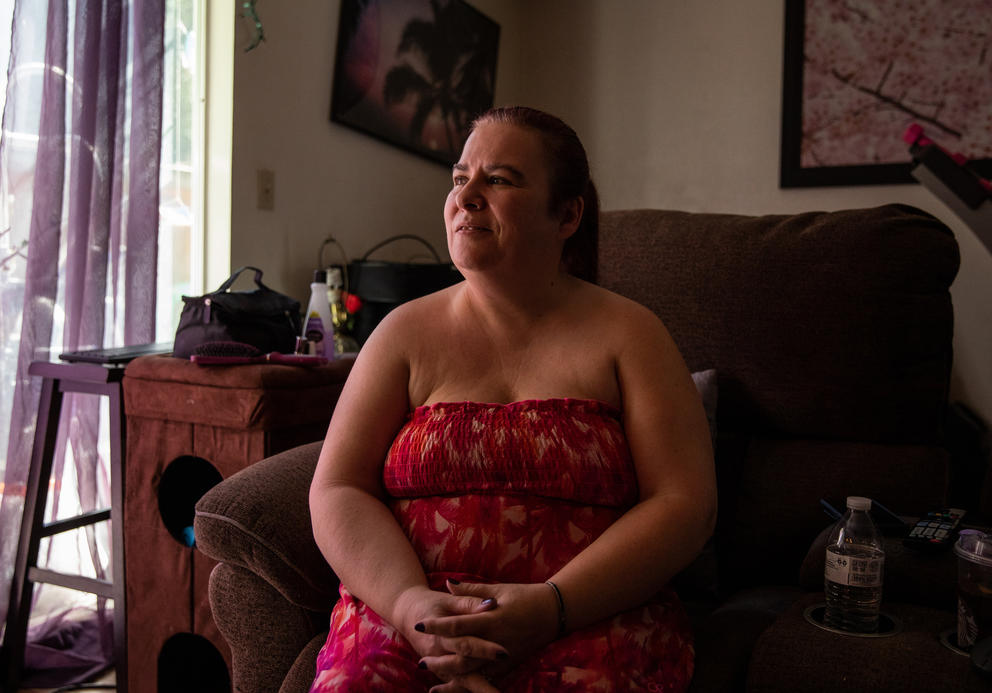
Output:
[954, 531, 992, 650]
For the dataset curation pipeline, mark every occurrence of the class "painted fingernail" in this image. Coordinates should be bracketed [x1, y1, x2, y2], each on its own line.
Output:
[447, 578, 461, 585]
[481, 598, 496, 608]
[418, 660, 427, 669]
[415, 622, 426, 632]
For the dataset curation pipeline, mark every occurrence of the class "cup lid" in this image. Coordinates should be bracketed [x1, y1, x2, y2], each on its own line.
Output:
[955, 531, 992, 567]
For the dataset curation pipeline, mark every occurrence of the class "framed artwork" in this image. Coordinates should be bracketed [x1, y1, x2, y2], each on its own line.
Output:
[330, 0, 500, 166]
[780, 0, 992, 188]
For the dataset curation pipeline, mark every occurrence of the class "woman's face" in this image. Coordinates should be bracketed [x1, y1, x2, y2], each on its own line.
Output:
[444, 121, 577, 277]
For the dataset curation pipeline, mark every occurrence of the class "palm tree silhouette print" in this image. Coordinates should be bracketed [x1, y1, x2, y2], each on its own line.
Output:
[383, 0, 496, 158]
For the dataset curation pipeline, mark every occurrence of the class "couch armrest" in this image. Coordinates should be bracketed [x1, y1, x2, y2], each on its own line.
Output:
[194, 441, 339, 612]
[799, 525, 957, 610]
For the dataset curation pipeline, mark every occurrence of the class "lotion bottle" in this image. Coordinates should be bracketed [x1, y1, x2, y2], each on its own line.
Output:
[303, 269, 335, 359]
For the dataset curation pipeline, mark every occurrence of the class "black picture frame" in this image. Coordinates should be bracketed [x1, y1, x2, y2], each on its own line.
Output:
[330, 0, 499, 167]
[780, 0, 992, 188]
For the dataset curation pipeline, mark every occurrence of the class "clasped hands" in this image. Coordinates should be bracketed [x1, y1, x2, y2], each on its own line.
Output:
[396, 578, 560, 693]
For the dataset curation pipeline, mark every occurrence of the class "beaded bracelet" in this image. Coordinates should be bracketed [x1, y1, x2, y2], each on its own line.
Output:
[545, 580, 567, 637]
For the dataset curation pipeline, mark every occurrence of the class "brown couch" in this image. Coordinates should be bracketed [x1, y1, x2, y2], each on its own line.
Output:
[194, 204, 978, 691]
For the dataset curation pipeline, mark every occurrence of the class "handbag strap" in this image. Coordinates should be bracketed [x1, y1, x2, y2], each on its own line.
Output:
[216, 266, 270, 293]
[360, 234, 443, 263]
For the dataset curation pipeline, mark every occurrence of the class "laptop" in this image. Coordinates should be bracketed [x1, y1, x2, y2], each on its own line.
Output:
[59, 342, 174, 364]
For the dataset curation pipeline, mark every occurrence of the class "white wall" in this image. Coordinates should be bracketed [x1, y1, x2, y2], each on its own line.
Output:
[229, 0, 992, 425]
[229, 0, 522, 303]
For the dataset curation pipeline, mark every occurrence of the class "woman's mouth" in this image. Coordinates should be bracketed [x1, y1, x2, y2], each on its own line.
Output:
[457, 224, 492, 234]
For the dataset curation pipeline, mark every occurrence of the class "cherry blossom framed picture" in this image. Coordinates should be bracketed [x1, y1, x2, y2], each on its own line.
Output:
[330, 0, 499, 166]
[780, 0, 992, 188]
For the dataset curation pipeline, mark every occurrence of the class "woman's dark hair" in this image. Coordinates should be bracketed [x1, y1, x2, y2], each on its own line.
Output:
[471, 106, 599, 283]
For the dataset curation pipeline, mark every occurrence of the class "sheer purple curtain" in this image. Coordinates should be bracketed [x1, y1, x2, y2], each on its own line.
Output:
[0, 0, 163, 685]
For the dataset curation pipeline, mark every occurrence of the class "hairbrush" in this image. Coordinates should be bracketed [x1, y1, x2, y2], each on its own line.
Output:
[190, 341, 328, 366]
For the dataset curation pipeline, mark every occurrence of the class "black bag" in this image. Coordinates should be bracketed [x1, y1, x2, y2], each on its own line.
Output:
[348, 235, 462, 344]
[173, 266, 302, 359]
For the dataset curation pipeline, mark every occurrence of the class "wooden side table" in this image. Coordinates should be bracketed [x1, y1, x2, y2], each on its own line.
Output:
[121, 355, 352, 693]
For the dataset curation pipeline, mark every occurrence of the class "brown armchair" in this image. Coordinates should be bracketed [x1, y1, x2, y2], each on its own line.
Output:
[195, 204, 975, 691]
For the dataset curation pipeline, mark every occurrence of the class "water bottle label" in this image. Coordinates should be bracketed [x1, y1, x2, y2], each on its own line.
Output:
[824, 549, 883, 587]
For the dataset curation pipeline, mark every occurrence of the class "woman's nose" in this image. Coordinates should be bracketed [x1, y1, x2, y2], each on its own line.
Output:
[456, 178, 485, 210]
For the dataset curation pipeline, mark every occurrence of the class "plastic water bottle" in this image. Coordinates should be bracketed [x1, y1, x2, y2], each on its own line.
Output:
[824, 496, 885, 633]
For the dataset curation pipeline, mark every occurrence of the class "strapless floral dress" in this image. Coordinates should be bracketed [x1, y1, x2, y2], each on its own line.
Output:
[310, 399, 693, 692]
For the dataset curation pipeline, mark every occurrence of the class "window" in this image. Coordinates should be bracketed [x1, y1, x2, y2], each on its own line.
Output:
[0, 0, 218, 632]
[158, 0, 203, 340]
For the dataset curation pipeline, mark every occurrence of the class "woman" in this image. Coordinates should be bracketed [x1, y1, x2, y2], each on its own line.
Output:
[309, 107, 716, 692]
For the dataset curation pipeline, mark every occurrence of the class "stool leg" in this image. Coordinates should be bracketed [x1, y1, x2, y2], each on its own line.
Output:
[3, 375, 63, 693]
[108, 380, 127, 693]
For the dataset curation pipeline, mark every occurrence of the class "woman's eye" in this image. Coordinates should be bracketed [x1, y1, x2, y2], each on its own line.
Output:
[489, 176, 509, 185]
[452, 176, 467, 186]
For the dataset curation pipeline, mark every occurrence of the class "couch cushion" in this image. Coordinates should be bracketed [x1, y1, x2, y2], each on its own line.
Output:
[687, 586, 803, 693]
[692, 368, 718, 447]
[598, 204, 958, 445]
[671, 369, 721, 601]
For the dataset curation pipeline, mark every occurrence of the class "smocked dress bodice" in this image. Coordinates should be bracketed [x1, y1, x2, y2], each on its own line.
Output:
[385, 398, 637, 504]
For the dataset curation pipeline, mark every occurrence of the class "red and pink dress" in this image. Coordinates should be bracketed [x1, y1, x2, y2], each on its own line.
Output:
[310, 399, 694, 692]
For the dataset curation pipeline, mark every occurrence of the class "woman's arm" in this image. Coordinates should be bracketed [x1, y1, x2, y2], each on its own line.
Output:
[547, 300, 717, 631]
[309, 311, 425, 631]
[308, 310, 505, 662]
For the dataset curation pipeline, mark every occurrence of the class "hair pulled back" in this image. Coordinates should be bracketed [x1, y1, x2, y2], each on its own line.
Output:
[471, 106, 599, 283]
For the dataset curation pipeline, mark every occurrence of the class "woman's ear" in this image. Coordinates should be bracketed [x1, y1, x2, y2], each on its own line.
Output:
[557, 196, 584, 240]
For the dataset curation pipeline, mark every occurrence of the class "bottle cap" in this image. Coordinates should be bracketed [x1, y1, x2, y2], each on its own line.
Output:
[313, 269, 327, 283]
[326, 266, 344, 287]
[846, 496, 872, 511]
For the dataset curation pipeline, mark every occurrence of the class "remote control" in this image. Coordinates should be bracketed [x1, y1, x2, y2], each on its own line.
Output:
[902, 508, 966, 551]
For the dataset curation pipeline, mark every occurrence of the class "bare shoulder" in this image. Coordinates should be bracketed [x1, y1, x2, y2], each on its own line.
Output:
[365, 283, 461, 348]
[575, 282, 673, 352]
[574, 285, 697, 416]
[313, 286, 465, 484]
[331, 285, 461, 404]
